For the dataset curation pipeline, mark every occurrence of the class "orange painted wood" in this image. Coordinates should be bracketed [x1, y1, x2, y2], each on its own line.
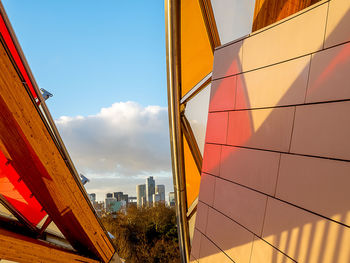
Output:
[252, 0, 320, 31]
[0, 43, 114, 261]
[0, 228, 99, 263]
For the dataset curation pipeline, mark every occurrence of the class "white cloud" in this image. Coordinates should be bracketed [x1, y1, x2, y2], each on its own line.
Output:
[55, 101, 173, 200]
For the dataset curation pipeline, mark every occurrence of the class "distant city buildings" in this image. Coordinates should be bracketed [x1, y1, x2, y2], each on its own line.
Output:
[169, 192, 175, 207]
[138, 177, 167, 207]
[136, 184, 146, 207]
[88, 193, 96, 203]
[153, 193, 161, 206]
[155, 185, 165, 202]
[89, 177, 170, 214]
[128, 196, 137, 204]
[146, 176, 155, 203]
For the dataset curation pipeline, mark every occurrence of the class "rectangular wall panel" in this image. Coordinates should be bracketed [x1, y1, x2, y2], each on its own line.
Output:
[237, 55, 310, 109]
[205, 207, 254, 262]
[243, 3, 328, 71]
[227, 107, 295, 152]
[324, 0, 350, 48]
[290, 101, 350, 160]
[276, 154, 350, 226]
[213, 178, 267, 235]
[220, 146, 280, 195]
[212, 40, 243, 79]
[306, 42, 350, 103]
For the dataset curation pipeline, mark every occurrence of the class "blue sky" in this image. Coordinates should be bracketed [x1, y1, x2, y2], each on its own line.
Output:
[2, 0, 167, 118]
[2, 1, 172, 200]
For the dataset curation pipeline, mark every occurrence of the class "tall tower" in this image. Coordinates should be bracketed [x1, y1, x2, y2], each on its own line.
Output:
[155, 185, 165, 202]
[136, 184, 146, 207]
[146, 176, 155, 204]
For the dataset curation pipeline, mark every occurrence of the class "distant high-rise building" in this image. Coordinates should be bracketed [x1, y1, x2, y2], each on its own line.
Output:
[88, 193, 96, 203]
[153, 193, 161, 206]
[136, 184, 146, 207]
[141, 196, 146, 207]
[113, 192, 123, 201]
[146, 176, 155, 204]
[106, 193, 113, 198]
[121, 194, 129, 206]
[169, 192, 175, 207]
[155, 185, 165, 202]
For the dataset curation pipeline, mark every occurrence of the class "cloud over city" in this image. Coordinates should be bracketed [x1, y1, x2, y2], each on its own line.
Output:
[55, 101, 172, 199]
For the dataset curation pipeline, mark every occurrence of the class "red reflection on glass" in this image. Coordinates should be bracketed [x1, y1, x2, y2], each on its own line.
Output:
[0, 151, 46, 226]
[0, 14, 38, 99]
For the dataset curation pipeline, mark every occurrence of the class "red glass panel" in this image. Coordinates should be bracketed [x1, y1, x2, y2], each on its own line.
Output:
[0, 13, 38, 99]
[0, 151, 46, 226]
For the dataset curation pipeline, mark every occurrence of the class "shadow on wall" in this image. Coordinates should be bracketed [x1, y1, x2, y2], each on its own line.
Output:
[192, 4, 350, 263]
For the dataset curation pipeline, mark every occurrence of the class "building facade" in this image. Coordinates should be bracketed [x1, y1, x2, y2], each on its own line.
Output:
[166, 0, 350, 262]
[155, 184, 165, 202]
[136, 184, 146, 207]
[146, 176, 155, 204]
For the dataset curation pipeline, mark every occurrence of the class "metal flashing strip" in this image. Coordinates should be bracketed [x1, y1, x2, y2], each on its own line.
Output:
[166, 0, 191, 262]
[186, 197, 198, 218]
[180, 72, 212, 104]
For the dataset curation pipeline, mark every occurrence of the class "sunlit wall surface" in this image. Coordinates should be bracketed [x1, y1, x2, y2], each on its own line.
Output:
[191, 0, 350, 262]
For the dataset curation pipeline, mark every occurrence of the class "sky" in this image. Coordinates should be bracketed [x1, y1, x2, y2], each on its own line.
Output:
[2, 0, 173, 201]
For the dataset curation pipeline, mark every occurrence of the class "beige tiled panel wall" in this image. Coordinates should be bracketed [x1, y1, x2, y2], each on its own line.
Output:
[236, 56, 310, 110]
[277, 154, 350, 226]
[324, 0, 350, 48]
[220, 146, 280, 195]
[190, 255, 198, 263]
[195, 201, 209, 234]
[242, 3, 328, 71]
[198, 235, 233, 263]
[194, 1, 350, 263]
[290, 101, 350, 160]
[250, 236, 295, 263]
[213, 177, 267, 235]
[262, 198, 350, 263]
[198, 173, 215, 206]
[212, 41, 243, 80]
[202, 143, 221, 176]
[306, 42, 350, 103]
[191, 229, 202, 260]
[227, 107, 295, 152]
[188, 211, 197, 244]
[205, 207, 254, 262]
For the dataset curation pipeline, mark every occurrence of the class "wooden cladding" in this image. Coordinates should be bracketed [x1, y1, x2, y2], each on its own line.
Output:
[0, 228, 99, 263]
[252, 0, 320, 32]
[0, 39, 114, 261]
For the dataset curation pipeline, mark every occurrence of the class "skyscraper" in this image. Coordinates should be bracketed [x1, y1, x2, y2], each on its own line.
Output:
[155, 185, 165, 202]
[136, 184, 146, 207]
[146, 176, 155, 204]
[168, 192, 175, 207]
[113, 192, 123, 201]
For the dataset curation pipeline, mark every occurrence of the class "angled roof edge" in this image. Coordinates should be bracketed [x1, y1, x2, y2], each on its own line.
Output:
[0, 2, 118, 262]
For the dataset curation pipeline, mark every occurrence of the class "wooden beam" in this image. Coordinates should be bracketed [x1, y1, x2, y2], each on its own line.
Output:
[0, 40, 114, 261]
[198, 0, 221, 51]
[0, 228, 99, 263]
[252, 0, 320, 32]
[180, 114, 202, 173]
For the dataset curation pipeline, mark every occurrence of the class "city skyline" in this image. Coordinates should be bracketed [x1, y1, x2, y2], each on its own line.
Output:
[87, 175, 171, 202]
[1, 0, 174, 208]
